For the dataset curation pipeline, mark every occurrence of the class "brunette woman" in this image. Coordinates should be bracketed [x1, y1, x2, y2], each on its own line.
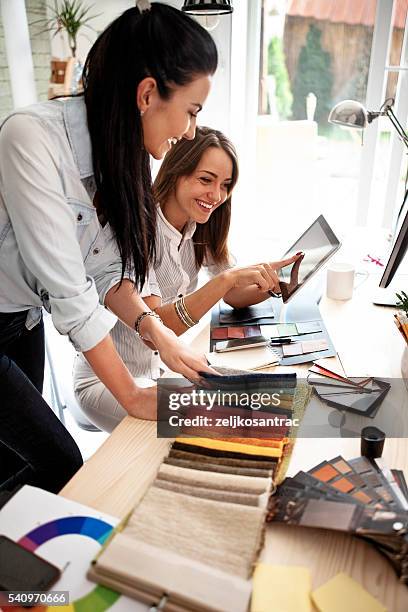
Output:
[0, 3, 220, 492]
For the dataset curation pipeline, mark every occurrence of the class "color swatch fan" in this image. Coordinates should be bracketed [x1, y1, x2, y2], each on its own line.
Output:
[266, 455, 408, 583]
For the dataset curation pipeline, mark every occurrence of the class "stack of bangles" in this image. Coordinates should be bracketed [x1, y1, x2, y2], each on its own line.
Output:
[134, 310, 162, 341]
[174, 296, 198, 328]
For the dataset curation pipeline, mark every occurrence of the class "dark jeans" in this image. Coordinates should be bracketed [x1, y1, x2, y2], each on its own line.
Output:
[0, 311, 83, 493]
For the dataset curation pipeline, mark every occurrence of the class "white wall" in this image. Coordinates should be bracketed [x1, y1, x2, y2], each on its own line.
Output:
[48, 0, 232, 135]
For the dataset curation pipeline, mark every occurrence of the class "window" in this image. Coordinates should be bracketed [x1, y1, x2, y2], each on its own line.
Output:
[228, 1, 408, 263]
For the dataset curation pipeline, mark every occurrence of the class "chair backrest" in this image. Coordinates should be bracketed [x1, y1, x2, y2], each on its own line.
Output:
[44, 314, 100, 432]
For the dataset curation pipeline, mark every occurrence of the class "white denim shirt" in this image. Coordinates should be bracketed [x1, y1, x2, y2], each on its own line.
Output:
[0, 97, 124, 352]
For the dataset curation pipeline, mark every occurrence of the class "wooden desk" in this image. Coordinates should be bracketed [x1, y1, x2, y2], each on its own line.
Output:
[61, 274, 408, 611]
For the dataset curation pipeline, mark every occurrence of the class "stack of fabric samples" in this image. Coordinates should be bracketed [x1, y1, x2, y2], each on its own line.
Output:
[88, 438, 274, 611]
[266, 455, 408, 583]
[176, 371, 312, 483]
[88, 372, 312, 610]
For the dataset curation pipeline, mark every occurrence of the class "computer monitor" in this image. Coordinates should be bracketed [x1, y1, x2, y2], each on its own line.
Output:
[379, 195, 408, 288]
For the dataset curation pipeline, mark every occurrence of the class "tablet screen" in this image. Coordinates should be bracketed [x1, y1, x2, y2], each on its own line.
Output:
[278, 215, 341, 302]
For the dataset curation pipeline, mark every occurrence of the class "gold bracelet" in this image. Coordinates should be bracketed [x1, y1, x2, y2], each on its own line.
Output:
[174, 299, 191, 328]
[134, 311, 162, 341]
[180, 297, 198, 326]
[174, 298, 198, 328]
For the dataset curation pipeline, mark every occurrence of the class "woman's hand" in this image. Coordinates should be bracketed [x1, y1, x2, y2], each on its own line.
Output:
[279, 251, 304, 300]
[140, 319, 218, 381]
[223, 253, 303, 294]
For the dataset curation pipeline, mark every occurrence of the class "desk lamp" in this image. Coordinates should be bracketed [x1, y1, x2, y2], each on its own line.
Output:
[329, 97, 408, 147]
[181, 0, 233, 31]
[181, 1, 233, 15]
[329, 98, 408, 305]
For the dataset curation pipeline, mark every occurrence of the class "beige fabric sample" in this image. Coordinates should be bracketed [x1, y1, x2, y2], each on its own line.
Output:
[125, 486, 266, 579]
[89, 536, 251, 612]
[157, 462, 272, 494]
[153, 480, 263, 506]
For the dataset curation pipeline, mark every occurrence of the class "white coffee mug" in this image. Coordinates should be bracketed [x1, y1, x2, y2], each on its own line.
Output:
[326, 263, 355, 300]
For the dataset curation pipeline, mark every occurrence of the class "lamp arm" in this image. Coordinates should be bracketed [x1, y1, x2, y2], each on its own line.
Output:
[386, 107, 408, 149]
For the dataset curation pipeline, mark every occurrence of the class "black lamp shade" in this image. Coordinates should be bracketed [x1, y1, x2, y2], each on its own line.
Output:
[181, 0, 233, 16]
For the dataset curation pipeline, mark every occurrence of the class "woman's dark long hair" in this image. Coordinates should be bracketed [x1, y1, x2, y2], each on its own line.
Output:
[82, 4, 217, 289]
[154, 126, 239, 269]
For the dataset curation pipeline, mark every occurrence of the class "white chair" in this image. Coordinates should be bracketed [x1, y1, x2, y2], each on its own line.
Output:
[43, 314, 100, 432]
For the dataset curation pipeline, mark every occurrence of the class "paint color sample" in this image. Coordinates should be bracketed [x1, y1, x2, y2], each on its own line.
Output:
[311, 572, 387, 612]
[283, 340, 328, 357]
[260, 325, 281, 338]
[300, 500, 355, 530]
[331, 477, 354, 493]
[212, 328, 228, 340]
[296, 321, 323, 334]
[310, 464, 339, 483]
[349, 457, 373, 474]
[277, 324, 298, 336]
[283, 343, 303, 356]
[244, 325, 261, 337]
[352, 490, 372, 504]
[302, 339, 328, 354]
[228, 327, 246, 338]
[364, 473, 382, 487]
[346, 473, 365, 487]
[331, 458, 352, 474]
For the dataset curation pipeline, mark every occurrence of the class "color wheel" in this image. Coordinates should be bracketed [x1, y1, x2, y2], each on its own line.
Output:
[6, 516, 121, 612]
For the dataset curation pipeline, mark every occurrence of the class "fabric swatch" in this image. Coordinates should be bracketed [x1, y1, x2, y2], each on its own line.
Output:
[169, 447, 278, 472]
[89, 536, 252, 612]
[164, 457, 274, 478]
[153, 480, 263, 506]
[125, 486, 266, 579]
[177, 437, 285, 457]
[173, 440, 283, 463]
[157, 462, 272, 494]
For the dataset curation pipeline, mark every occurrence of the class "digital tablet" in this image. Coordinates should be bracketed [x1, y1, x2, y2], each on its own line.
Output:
[278, 215, 341, 303]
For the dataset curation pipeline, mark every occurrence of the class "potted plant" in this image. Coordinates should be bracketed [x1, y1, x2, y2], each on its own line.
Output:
[396, 290, 408, 316]
[32, 1, 100, 94]
[395, 291, 408, 389]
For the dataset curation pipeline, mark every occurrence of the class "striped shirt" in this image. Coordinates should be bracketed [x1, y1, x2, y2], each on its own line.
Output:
[75, 205, 232, 380]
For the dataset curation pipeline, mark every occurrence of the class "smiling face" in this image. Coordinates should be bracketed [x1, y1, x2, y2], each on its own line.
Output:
[162, 146, 234, 231]
[138, 75, 212, 160]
